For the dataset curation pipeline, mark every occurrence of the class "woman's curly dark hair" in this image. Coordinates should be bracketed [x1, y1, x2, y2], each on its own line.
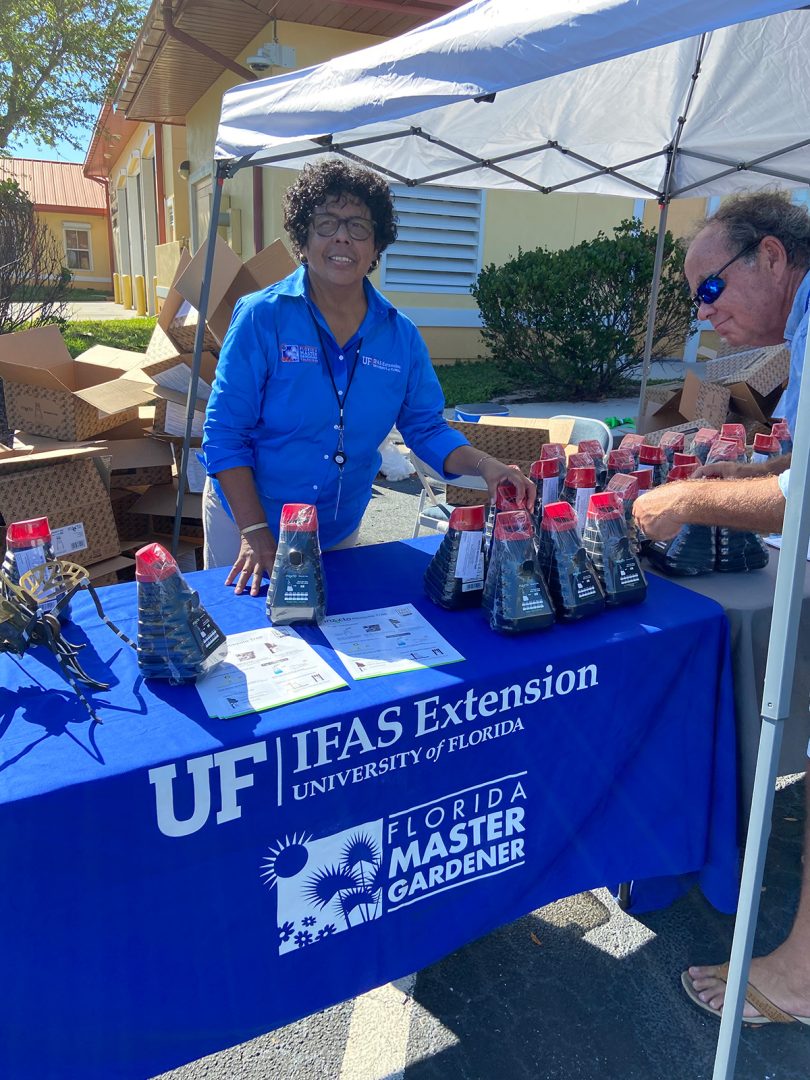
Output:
[283, 158, 398, 270]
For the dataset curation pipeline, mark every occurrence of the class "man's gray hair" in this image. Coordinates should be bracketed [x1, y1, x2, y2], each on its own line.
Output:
[693, 190, 810, 269]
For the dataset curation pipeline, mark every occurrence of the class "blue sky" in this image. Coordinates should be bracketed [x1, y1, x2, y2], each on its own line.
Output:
[10, 129, 91, 164]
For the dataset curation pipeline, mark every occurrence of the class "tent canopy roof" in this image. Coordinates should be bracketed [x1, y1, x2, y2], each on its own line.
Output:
[215, 0, 809, 200]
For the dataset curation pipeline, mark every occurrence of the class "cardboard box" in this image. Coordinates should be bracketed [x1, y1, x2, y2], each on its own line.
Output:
[637, 418, 717, 447]
[152, 393, 206, 440]
[0, 446, 120, 566]
[702, 344, 789, 394]
[638, 369, 730, 435]
[135, 351, 218, 400]
[148, 249, 221, 361]
[105, 438, 174, 489]
[701, 344, 789, 423]
[130, 485, 204, 542]
[175, 237, 296, 344]
[0, 326, 155, 441]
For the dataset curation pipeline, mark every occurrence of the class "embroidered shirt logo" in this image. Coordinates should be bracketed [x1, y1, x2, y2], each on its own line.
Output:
[281, 344, 319, 364]
[361, 356, 401, 374]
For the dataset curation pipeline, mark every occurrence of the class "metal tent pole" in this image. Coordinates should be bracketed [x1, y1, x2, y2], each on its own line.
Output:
[172, 162, 229, 557]
[636, 200, 669, 421]
[712, 328, 810, 1079]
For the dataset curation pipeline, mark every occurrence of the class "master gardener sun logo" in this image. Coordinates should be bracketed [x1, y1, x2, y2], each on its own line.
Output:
[260, 819, 384, 954]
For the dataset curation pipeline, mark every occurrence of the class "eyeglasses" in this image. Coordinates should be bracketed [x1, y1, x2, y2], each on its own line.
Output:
[693, 237, 762, 307]
[311, 214, 374, 241]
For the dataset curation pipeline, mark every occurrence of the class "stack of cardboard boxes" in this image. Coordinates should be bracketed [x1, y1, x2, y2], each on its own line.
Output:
[638, 343, 790, 446]
[0, 238, 295, 584]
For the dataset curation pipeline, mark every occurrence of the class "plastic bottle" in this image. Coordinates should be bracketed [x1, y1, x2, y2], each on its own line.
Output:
[540, 442, 567, 464]
[689, 427, 720, 464]
[751, 433, 782, 463]
[537, 501, 605, 621]
[619, 433, 645, 466]
[606, 473, 641, 555]
[561, 464, 596, 535]
[267, 503, 327, 624]
[484, 477, 525, 559]
[720, 422, 748, 448]
[703, 443, 768, 572]
[482, 509, 555, 633]
[606, 448, 636, 482]
[424, 504, 486, 610]
[581, 491, 647, 606]
[530, 458, 561, 531]
[672, 452, 700, 469]
[136, 542, 228, 683]
[578, 439, 607, 490]
[2, 516, 68, 616]
[771, 420, 792, 456]
[637, 443, 666, 486]
[658, 431, 685, 476]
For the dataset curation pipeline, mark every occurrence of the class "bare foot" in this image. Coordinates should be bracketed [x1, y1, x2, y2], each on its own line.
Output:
[687, 943, 810, 1020]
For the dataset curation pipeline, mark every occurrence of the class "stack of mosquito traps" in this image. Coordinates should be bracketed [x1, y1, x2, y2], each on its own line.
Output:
[424, 505, 486, 610]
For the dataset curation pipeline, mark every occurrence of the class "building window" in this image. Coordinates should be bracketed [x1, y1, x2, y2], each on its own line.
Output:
[381, 185, 484, 293]
[64, 225, 92, 271]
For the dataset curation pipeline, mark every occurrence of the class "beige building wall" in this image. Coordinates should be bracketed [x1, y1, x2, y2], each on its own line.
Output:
[40, 210, 111, 289]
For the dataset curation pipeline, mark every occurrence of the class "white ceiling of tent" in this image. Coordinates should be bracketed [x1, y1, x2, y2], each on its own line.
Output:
[215, 0, 809, 200]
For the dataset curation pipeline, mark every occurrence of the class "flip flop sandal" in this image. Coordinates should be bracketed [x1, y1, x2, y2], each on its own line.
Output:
[681, 964, 810, 1025]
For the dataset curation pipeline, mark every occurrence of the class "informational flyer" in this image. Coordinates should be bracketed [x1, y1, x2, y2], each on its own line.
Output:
[195, 625, 347, 719]
[319, 603, 465, 680]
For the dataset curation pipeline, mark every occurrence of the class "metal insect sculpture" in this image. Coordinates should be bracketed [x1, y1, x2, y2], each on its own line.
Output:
[0, 560, 135, 723]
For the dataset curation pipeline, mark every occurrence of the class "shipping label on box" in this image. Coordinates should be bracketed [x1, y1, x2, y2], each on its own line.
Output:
[153, 397, 205, 439]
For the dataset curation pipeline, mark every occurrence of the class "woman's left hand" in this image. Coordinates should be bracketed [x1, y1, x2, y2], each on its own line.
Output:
[479, 457, 536, 512]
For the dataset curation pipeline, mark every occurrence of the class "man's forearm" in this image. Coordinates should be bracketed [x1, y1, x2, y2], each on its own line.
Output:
[670, 476, 785, 533]
[634, 475, 786, 541]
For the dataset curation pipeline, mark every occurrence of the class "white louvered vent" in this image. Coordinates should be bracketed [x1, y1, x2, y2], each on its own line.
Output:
[381, 185, 484, 294]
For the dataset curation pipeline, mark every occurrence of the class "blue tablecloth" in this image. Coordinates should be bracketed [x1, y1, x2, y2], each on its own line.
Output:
[0, 537, 738, 1080]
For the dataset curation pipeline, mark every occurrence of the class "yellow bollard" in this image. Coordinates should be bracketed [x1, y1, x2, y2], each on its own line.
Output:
[134, 275, 147, 316]
[113, 273, 121, 304]
[121, 274, 133, 309]
[153, 275, 159, 314]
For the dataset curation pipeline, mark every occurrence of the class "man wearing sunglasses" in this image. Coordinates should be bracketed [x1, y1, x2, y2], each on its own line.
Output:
[635, 190, 810, 1026]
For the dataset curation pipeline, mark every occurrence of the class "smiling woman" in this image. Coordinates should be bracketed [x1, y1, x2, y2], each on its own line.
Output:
[201, 157, 535, 594]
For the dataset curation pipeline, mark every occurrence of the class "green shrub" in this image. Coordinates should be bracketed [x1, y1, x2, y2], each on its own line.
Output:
[471, 219, 694, 400]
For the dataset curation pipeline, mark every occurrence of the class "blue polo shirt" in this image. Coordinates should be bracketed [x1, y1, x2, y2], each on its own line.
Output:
[776, 269, 810, 436]
[203, 266, 467, 548]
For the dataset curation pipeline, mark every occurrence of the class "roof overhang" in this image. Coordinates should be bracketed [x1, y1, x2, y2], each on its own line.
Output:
[115, 0, 463, 124]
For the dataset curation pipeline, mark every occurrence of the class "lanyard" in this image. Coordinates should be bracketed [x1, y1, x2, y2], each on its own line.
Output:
[310, 314, 363, 469]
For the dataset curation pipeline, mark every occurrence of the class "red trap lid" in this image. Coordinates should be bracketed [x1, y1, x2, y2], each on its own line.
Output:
[281, 503, 319, 531]
[6, 516, 51, 544]
[135, 542, 178, 582]
[449, 505, 486, 530]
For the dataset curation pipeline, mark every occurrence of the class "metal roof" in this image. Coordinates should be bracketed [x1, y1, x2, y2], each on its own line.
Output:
[0, 158, 107, 212]
[116, 0, 464, 123]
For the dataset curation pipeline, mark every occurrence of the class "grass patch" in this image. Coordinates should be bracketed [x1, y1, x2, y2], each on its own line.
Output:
[62, 318, 156, 357]
[434, 360, 520, 407]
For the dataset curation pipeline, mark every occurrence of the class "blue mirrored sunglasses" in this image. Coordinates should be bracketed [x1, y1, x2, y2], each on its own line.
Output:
[693, 237, 762, 306]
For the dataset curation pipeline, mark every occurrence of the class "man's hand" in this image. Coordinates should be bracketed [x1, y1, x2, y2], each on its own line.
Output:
[633, 484, 688, 542]
[225, 530, 278, 596]
[693, 461, 753, 480]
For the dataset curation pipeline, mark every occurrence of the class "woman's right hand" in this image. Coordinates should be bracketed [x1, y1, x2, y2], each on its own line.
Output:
[225, 530, 278, 596]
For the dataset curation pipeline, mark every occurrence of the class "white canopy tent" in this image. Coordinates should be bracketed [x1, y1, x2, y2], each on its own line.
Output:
[179, 5, 810, 1074]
